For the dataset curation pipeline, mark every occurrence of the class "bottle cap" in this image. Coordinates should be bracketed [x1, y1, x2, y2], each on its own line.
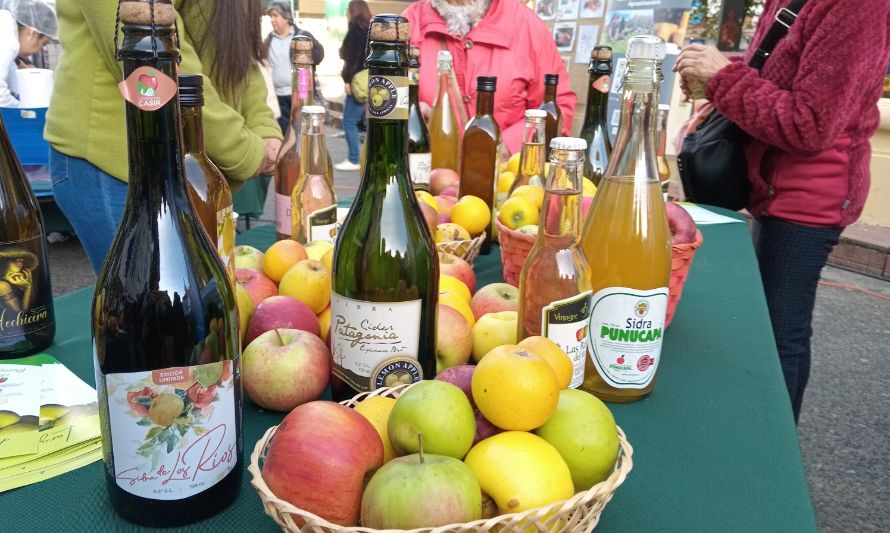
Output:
[292, 34, 314, 51]
[626, 35, 665, 61]
[369, 14, 410, 42]
[119, 0, 175, 26]
[178, 74, 203, 107]
[550, 137, 587, 151]
[302, 105, 326, 115]
[544, 74, 559, 85]
[476, 76, 497, 91]
[525, 109, 547, 119]
[590, 45, 612, 61]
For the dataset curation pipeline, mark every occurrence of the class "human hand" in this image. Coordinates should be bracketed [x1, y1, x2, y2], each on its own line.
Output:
[674, 44, 731, 96]
[345, 83, 352, 96]
[258, 138, 282, 176]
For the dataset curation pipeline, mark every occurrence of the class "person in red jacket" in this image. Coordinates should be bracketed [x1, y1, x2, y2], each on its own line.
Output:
[676, 0, 890, 422]
[403, 0, 577, 154]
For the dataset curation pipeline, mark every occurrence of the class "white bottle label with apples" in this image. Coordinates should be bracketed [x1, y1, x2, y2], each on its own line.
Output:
[541, 290, 592, 389]
[586, 287, 667, 388]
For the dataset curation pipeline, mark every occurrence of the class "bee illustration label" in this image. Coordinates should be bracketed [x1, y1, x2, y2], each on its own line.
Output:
[118, 66, 177, 111]
[366, 75, 409, 120]
[541, 290, 592, 389]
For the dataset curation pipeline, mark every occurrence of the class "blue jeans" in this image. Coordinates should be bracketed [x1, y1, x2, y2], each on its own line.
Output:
[343, 94, 365, 164]
[49, 147, 127, 274]
[752, 217, 841, 423]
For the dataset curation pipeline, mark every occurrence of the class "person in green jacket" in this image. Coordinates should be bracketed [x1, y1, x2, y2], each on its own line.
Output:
[44, 0, 283, 273]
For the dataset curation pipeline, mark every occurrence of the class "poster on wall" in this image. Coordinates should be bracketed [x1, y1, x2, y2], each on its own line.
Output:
[536, 0, 557, 20]
[554, 22, 577, 52]
[579, 0, 606, 18]
[574, 25, 601, 64]
[600, 0, 692, 53]
[557, 0, 580, 20]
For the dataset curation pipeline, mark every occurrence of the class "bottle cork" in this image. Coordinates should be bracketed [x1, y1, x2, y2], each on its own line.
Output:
[408, 45, 420, 58]
[119, 0, 176, 26]
[369, 14, 410, 42]
[591, 46, 612, 61]
[291, 35, 314, 64]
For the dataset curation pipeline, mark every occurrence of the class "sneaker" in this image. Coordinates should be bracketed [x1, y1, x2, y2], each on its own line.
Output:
[334, 160, 361, 171]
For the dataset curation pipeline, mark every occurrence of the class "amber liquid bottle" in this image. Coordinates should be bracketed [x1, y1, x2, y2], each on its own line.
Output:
[579, 46, 613, 186]
[458, 76, 500, 254]
[407, 45, 432, 191]
[539, 74, 561, 159]
[291, 106, 337, 244]
[179, 74, 235, 279]
[429, 50, 460, 172]
[508, 109, 548, 193]
[331, 16, 439, 402]
[274, 35, 316, 240]
[580, 36, 671, 403]
[0, 115, 55, 358]
[92, 21, 241, 525]
[518, 137, 592, 389]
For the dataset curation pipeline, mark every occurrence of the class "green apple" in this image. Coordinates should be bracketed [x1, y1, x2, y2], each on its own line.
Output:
[534, 389, 619, 491]
[361, 451, 482, 528]
[234, 283, 254, 343]
[388, 380, 475, 459]
[471, 310, 518, 362]
[233, 244, 264, 271]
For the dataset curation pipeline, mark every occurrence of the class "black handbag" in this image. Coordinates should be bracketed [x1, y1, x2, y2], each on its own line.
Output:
[677, 0, 807, 210]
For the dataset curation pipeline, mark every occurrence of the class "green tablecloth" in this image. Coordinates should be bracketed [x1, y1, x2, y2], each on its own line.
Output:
[2, 217, 817, 532]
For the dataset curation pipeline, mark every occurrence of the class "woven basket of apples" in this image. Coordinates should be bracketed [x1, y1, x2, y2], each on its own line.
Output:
[248, 340, 634, 533]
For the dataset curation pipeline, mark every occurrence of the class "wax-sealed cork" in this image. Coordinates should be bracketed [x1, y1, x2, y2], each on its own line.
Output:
[591, 46, 612, 61]
[369, 14, 410, 42]
[291, 35, 314, 64]
[119, 0, 175, 26]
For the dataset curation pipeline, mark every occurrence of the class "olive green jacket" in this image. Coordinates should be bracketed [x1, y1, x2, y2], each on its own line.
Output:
[45, 0, 282, 183]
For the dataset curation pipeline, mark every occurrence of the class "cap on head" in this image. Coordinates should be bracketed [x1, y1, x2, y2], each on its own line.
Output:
[10, 0, 58, 39]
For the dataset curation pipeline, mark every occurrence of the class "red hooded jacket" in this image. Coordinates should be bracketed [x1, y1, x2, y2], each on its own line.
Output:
[403, 0, 577, 154]
[708, 0, 890, 227]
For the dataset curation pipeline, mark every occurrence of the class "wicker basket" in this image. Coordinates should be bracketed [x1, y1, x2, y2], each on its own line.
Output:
[249, 384, 634, 533]
[665, 229, 704, 328]
[494, 219, 536, 286]
[436, 233, 486, 265]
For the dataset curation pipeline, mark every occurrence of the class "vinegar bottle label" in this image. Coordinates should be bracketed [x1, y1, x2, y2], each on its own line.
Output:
[586, 287, 668, 388]
[307, 205, 338, 244]
[330, 293, 423, 392]
[275, 192, 292, 236]
[98, 358, 240, 500]
[541, 290, 593, 389]
[0, 237, 53, 340]
[408, 152, 431, 189]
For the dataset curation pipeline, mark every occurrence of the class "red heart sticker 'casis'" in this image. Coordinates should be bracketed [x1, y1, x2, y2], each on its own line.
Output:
[118, 66, 178, 111]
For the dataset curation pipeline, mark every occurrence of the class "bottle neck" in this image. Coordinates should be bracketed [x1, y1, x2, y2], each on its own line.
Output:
[543, 83, 557, 103]
[539, 150, 583, 240]
[409, 67, 420, 106]
[180, 105, 204, 156]
[363, 44, 410, 190]
[581, 71, 611, 132]
[475, 89, 494, 117]
[519, 119, 545, 177]
[301, 118, 329, 177]
[290, 63, 314, 122]
[607, 60, 660, 182]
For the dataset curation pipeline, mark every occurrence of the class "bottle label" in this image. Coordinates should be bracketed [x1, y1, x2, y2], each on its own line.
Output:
[593, 75, 610, 94]
[308, 205, 338, 244]
[367, 75, 409, 120]
[0, 236, 53, 340]
[541, 290, 593, 389]
[408, 152, 431, 189]
[297, 68, 310, 100]
[216, 205, 235, 278]
[275, 192, 292, 236]
[330, 292, 423, 392]
[118, 66, 177, 111]
[99, 359, 240, 500]
[408, 68, 419, 86]
[586, 287, 667, 389]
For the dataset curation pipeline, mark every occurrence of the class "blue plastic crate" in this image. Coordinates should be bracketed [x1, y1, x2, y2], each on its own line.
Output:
[1, 107, 49, 166]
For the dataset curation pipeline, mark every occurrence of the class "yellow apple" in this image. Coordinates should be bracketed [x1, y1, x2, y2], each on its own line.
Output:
[440, 274, 471, 304]
[234, 283, 254, 343]
[279, 259, 331, 314]
[471, 311, 518, 362]
[497, 197, 538, 230]
[305, 240, 335, 262]
[440, 291, 475, 328]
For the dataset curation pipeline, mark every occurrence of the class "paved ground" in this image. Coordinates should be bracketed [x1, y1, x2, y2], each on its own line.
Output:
[44, 129, 889, 532]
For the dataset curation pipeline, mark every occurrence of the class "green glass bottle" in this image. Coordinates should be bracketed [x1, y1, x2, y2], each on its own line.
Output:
[330, 15, 439, 402]
[538, 73, 561, 159]
[407, 45, 432, 191]
[579, 46, 614, 186]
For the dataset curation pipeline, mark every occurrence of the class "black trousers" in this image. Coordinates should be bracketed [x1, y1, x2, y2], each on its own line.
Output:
[276, 95, 291, 134]
[752, 217, 842, 423]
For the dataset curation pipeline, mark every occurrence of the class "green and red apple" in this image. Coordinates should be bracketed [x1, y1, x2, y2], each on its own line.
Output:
[388, 380, 475, 460]
[470, 283, 519, 320]
[436, 304, 473, 372]
[471, 311, 518, 362]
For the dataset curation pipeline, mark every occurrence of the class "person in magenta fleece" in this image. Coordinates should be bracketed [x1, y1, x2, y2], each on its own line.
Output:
[402, 0, 577, 155]
[676, 0, 890, 422]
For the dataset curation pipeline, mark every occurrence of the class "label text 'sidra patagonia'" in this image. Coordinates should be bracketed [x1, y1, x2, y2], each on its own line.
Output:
[0, 306, 50, 333]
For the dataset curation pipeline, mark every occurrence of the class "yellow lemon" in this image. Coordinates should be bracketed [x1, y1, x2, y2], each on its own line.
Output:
[450, 195, 491, 236]
[415, 190, 440, 212]
[518, 336, 574, 389]
[440, 274, 471, 304]
[498, 197, 539, 230]
[505, 152, 521, 175]
[353, 396, 398, 463]
[497, 171, 516, 194]
[582, 177, 597, 198]
[440, 291, 475, 327]
[435, 222, 472, 243]
[510, 184, 545, 209]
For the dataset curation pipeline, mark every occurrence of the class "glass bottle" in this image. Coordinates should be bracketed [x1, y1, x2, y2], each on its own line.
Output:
[580, 35, 671, 403]
[274, 35, 316, 240]
[179, 74, 235, 280]
[458, 75, 500, 254]
[91, 20, 241, 526]
[538, 74, 561, 159]
[508, 109, 548, 193]
[0, 115, 55, 358]
[330, 15, 439, 402]
[407, 45, 432, 191]
[429, 50, 460, 172]
[517, 137, 592, 389]
[656, 103, 672, 196]
[579, 46, 613, 186]
[291, 105, 337, 244]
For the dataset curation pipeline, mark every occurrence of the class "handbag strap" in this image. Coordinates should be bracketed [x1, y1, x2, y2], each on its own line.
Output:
[749, 0, 809, 70]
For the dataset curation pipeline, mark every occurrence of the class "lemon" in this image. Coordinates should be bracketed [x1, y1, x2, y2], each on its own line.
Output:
[450, 195, 491, 236]
[497, 197, 539, 230]
[510, 184, 545, 209]
[505, 152, 521, 175]
[497, 171, 516, 194]
[353, 396, 398, 463]
[440, 274, 471, 304]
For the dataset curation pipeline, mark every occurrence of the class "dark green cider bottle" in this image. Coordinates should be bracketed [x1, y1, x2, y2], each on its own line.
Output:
[330, 15, 439, 402]
[91, 15, 241, 527]
[580, 46, 614, 186]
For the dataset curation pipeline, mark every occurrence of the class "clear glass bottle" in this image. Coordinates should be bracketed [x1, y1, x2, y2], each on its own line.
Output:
[579, 46, 614, 186]
[656, 103, 672, 197]
[508, 109, 548, 193]
[458, 75, 500, 254]
[407, 45, 432, 191]
[179, 74, 235, 280]
[291, 105, 337, 244]
[538, 74, 561, 159]
[92, 20, 241, 526]
[330, 16, 439, 402]
[429, 50, 460, 172]
[517, 137, 592, 389]
[580, 35, 671, 403]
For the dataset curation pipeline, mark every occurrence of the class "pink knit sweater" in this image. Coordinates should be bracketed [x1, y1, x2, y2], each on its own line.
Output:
[707, 0, 890, 227]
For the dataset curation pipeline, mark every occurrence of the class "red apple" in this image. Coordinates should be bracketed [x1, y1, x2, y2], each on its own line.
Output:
[430, 168, 460, 195]
[666, 201, 698, 245]
[473, 408, 504, 445]
[262, 401, 384, 526]
[582, 196, 594, 219]
[438, 252, 476, 294]
[440, 185, 459, 197]
[235, 267, 278, 305]
[242, 328, 330, 411]
[435, 364, 476, 407]
[246, 295, 320, 344]
[435, 305, 473, 373]
[419, 202, 438, 234]
[435, 195, 457, 216]
[438, 212, 452, 224]
[470, 283, 519, 320]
